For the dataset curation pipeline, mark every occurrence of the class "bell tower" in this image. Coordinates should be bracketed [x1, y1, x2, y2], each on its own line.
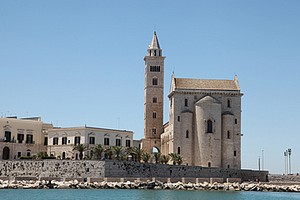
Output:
[141, 32, 165, 153]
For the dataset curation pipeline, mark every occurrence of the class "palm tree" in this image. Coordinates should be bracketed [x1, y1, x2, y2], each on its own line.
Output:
[153, 152, 161, 164]
[133, 147, 144, 162]
[92, 144, 104, 160]
[73, 144, 88, 160]
[141, 152, 151, 163]
[160, 154, 170, 164]
[176, 155, 183, 165]
[112, 146, 123, 160]
[104, 147, 114, 160]
[169, 153, 178, 165]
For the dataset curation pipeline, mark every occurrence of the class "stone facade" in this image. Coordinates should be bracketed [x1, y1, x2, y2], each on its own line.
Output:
[161, 76, 243, 168]
[0, 160, 268, 182]
[47, 126, 133, 159]
[0, 117, 52, 160]
[141, 32, 165, 153]
[142, 32, 243, 169]
[0, 160, 105, 178]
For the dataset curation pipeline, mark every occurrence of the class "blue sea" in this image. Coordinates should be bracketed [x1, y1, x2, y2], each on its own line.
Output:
[0, 189, 299, 200]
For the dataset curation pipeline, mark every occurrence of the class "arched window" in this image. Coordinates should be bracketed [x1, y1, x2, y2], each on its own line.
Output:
[207, 120, 213, 133]
[227, 99, 231, 108]
[186, 130, 189, 138]
[152, 77, 158, 85]
[208, 162, 211, 167]
[152, 128, 157, 135]
[177, 147, 181, 154]
[153, 97, 157, 103]
[184, 99, 188, 107]
[227, 131, 230, 139]
[153, 112, 157, 119]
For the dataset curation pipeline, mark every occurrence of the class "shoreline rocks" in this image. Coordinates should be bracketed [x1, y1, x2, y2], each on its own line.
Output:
[0, 179, 300, 192]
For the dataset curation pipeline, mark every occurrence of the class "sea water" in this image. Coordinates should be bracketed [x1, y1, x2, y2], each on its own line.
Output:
[0, 189, 300, 200]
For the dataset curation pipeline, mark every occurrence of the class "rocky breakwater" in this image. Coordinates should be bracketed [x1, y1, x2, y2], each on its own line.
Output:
[0, 179, 300, 192]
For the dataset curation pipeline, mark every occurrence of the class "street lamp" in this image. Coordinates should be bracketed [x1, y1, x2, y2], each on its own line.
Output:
[284, 151, 287, 175]
[288, 148, 292, 174]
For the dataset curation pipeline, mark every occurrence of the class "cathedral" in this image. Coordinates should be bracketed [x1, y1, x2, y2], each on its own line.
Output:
[141, 32, 243, 169]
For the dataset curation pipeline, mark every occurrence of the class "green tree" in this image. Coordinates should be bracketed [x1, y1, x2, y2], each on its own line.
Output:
[160, 154, 170, 164]
[92, 144, 104, 160]
[73, 144, 88, 160]
[112, 146, 123, 160]
[36, 152, 48, 159]
[153, 152, 161, 164]
[176, 155, 183, 165]
[141, 152, 151, 163]
[104, 147, 114, 160]
[169, 153, 179, 165]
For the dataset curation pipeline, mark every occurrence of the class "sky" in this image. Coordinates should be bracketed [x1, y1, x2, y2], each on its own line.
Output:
[1, 0, 300, 174]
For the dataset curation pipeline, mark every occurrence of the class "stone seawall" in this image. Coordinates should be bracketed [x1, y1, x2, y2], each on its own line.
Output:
[0, 160, 267, 182]
[0, 160, 105, 178]
[105, 161, 268, 182]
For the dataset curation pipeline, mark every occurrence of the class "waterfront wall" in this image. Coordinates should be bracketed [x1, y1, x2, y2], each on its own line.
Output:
[0, 160, 267, 182]
[0, 160, 105, 178]
[105, 161, 268, 182]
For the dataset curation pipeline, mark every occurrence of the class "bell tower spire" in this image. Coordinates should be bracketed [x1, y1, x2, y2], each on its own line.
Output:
[142, 32, 165, 153]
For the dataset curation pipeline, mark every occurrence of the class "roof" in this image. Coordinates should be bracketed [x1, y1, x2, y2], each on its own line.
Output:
[49, 126, 133, 134]
[149, 31, 160, 49]
[174, 78, 240, 91]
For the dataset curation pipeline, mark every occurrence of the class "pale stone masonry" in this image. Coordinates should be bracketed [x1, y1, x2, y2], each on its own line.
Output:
[141, 31, 165, 153]
[0, 117, 52, 159]
[142, 32, 243, 169]
[0, 117, 133, 160]
[47, 126, 133, 159]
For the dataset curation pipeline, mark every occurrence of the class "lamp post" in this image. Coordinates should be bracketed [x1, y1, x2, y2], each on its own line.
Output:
[284, 151, 287, 175]
[288, 148, 292, 174]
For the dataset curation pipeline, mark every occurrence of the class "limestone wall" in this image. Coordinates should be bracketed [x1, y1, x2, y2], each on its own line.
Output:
[104, 161, 268, 182]
[0, 160, 105, 178]
[0, 160, 267, 182]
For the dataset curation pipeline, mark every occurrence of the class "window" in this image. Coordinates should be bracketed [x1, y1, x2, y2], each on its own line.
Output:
[89, 137, 95, 145]
[177, 116, 180, 122]
[152, 77, 158, 85]
[150, 66, 160, 72]
[228, 165, 230, 169]
[27, 151, 31, 157]
[185, 99, 188, 107]
[186, 130, 189, 138]
[227, 131, 230, 139]
[26, 134, 33, 144]
[17, 152, 21, 158]
[152, 128, 157, 135]
[104, 138, 110, 146]
[53, 137, 58, 145]
[74, 136, 81, 145]
[154, 50, 157, 56]
[4, 131, 11, 142]
[116, 139, 121, 146]
[153, 112, 157, 119]
[207, 120, 213, 133]
[177, 147, 181, 154]
[235, 119, 238, 124]
[62, 137, 67, 145]
[234, 151, 237, 157]
[227, 99, 231, 108]
[126, 140, 131, 147]
[153, 97, 157, 103]
[17, 134, 24, 143]
[44, 137, 48, 145]
[208, 162, 211, 167]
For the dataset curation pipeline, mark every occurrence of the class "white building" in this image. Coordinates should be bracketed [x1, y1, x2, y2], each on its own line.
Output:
[47, 126, 133, 159]
[0, 117, 52, 159]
